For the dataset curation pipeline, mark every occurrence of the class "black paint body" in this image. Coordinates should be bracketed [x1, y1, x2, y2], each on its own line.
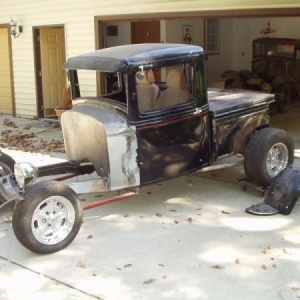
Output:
[64, 43, 275, 186]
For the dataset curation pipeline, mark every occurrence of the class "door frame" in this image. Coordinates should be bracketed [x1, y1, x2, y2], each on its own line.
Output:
[33, 25, 66, 118]
[0, 24, 15, 116]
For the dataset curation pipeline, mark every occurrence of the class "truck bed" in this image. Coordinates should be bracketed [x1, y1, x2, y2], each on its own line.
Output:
[208, 88, 275, 117]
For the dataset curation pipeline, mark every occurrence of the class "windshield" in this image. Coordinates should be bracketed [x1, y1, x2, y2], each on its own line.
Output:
[253, 42, 295, 59]
[68, 70, 127, 105]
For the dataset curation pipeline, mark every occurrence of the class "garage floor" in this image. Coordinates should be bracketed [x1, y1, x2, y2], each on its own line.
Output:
[0, 103, 299, 300]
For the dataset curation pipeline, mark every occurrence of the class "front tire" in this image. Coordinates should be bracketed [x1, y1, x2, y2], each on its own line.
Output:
[12, 181, 83, 254]
[0, 152, 16, 204]
[244, 128, 294, 186]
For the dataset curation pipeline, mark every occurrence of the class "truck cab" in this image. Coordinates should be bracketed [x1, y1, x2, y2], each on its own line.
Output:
[63, 44, 211, 190]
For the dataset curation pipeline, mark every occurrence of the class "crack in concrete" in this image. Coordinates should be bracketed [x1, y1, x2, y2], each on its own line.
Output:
[0, 255, 103, 300]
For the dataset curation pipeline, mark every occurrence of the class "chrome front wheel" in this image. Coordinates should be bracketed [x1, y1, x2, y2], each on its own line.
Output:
[13, 181, 83, 254]
[32, 195, 76, 245]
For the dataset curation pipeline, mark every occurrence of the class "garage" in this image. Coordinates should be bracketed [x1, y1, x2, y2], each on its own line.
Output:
[0, 1, 300, 118]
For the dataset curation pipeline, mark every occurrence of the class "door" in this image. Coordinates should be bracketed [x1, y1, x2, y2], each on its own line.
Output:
[131, 20, 160, 44]
[0, 27, 13, 114]
[39, 27, 66, 117]
[137, 114, 210, 185]
[136, 61, 210, 185]
[132, 21, 161, 80]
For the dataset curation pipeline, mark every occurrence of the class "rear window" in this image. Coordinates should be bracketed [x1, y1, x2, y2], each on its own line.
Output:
[135, 63, 195, 113]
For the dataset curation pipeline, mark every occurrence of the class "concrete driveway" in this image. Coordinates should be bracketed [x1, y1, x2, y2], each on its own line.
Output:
[0, 104, 299, 300]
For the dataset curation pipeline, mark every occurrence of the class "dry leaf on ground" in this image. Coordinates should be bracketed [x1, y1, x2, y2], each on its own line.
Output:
[77, 261, 86, 269]
[211, 264, 225, 269]
[143, 278, 156, 284]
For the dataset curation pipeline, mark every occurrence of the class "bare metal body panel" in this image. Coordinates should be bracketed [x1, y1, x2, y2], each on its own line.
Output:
[61, 100, 139, 191]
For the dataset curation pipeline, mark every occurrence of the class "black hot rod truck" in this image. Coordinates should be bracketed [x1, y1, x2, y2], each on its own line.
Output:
[0, 44, 294, 254]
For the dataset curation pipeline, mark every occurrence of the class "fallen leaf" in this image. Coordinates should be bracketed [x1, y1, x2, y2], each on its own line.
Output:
[174, 220, 178, 224]
[158, 264, 164, 267]
[261, 264, 268, 270]
[211, 264, 225, 269]
[124, 214, 129, 217]
[222, 210, 230, 215]
[143, 278, 156, 284]
[162, 275, 168, 279]
[235, 258, 240, 264]
[123, 264, 132, 268]
[262, 246, 271, 254]
[147, 192, 152, 195]
[155, 213, 162, 217]
[169, 209, 176, 212]
[116, 268, 122, 271]
[77, 261, 86, 269]
[92, 273, 97, 276]
[272, 263, 277, 268]
[187, 217, 193, 223]
[3, 119, 18, 128]
[87, 235, 93, 239]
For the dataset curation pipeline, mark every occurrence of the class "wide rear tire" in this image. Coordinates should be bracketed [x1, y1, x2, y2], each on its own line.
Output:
[12, 181, 83, 254]
[244, 128, 294, 186]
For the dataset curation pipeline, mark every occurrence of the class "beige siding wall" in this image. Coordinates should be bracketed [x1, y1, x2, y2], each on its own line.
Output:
[1, 0, 300, 117]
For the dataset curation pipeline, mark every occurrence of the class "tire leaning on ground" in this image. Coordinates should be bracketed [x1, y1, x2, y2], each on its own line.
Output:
[244, 128, 294, 187]
[0, 152, 16, 204]
[12, 181, 83, 254]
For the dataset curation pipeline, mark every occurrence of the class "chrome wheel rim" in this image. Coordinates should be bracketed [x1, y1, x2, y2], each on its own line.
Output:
[266, 142, 289, 178]
[31, 196, 75, 245]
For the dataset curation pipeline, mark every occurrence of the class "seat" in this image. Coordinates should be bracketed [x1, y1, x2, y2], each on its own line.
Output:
[136, 69, 160, 112]
[156, 69, 190, 107]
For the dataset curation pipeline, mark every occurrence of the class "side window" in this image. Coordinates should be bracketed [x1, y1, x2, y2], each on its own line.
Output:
[135, 64, 194, 113]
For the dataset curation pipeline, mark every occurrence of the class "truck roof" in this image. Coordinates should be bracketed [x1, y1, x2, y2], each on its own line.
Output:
[253, 37, 300, 46]
[63, 43, 204, 72]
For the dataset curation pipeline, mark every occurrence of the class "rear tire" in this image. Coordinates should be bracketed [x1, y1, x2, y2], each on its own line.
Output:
[12, 181, 83, 254]
[244, 128, 294, 186]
